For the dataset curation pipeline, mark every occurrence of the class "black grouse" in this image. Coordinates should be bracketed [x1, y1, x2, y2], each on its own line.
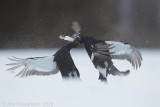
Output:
[60, 21, 142, 82]
[7, 39, 80, 79]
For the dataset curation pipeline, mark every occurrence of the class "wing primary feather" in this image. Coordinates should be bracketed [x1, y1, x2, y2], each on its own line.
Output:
[15, 67, 27, 77]
[12, 56, 22, 60]
[135, 53, 141, 67]
[95, 43, 113, 47]
[133, 48, 142, 68]
[94, 52, 111, 60]
[8, 58, 22, 62]
[95, 45, 111, 49]
[131, 56, 136, 69]
[137, 50, 143, 61]
[7, 65, 23, 71]
[96, 48, 109, 51]
[97, 50, 115, 55]
[20, 71, 26, 77]
[134, 54, 138, 69]
[108, 46, 116, 50]
[6, 63, 18, 66]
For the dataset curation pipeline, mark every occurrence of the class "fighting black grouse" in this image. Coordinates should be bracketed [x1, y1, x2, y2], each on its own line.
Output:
[60, 21, 142, 82]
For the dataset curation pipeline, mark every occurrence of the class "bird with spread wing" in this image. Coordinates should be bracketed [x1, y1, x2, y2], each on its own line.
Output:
[60, 21, 143, 82]
[6, 39, 80, 79]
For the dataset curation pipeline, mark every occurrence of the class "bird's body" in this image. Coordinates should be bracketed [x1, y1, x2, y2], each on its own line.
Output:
[7, 42, 80, 79]
[79, 36, 132, 82]
[54, 42, 80, 78]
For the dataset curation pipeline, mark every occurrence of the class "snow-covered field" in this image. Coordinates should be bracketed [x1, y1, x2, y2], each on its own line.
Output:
[0, 49, 160, 107]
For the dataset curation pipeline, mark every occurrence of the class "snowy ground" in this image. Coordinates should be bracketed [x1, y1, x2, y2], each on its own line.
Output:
[0, 49, 160, 107]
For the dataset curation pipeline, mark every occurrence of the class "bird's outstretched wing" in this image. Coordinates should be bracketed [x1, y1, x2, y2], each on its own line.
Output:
[6, 56, 59, 77]
[95, 41, 143, 69]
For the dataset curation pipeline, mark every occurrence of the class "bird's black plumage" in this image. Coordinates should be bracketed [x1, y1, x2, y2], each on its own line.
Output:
[7, 41, 80, 79]
[54, 42, 80, 78]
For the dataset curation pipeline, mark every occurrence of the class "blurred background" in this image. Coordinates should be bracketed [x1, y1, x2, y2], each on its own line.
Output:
[0, 0, 160, 49]
[1, 1, 160, 106]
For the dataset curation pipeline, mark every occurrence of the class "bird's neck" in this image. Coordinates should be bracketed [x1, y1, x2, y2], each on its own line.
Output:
[80, 36, 96, 57]
[64, 42, 76, 51]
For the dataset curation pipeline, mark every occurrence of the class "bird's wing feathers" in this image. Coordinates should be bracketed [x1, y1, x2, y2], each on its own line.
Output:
[95, 41, 142, 69]
[60, 35, 74, 42]
[92, 43, 113, 61]
[6, 56, 59, 77]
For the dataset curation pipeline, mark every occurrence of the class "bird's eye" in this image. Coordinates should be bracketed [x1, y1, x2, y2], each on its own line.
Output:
[74, 41, 78, 45]
[78, 37, 81, 41]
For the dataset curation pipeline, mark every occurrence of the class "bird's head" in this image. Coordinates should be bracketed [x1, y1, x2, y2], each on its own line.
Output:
[73, 36, 82, 43]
